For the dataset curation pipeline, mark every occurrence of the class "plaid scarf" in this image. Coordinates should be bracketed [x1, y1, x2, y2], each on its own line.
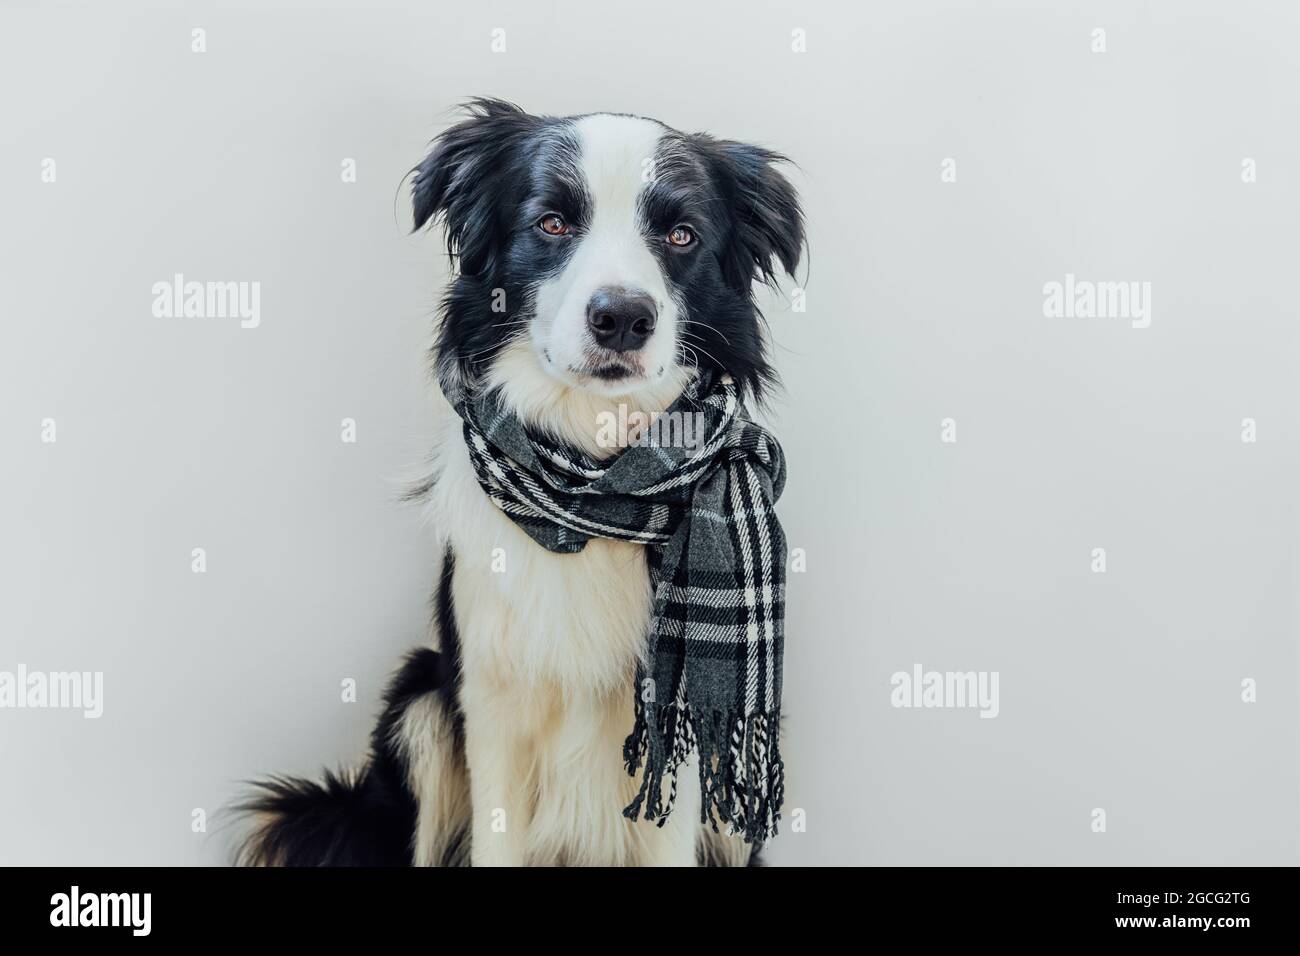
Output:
[443, 367, 787, 844]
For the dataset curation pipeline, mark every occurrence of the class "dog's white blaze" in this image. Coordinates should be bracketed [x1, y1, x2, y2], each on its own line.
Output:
[532, 114, 680, 393]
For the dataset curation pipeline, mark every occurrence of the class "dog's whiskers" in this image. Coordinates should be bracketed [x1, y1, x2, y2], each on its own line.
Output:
[682, 318, 733, 350]
[678, 330, 726, 371]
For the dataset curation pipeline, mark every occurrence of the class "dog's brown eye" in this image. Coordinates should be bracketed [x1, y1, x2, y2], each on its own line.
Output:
[538, 214, 569, 236]
[667, 225, 695, 247]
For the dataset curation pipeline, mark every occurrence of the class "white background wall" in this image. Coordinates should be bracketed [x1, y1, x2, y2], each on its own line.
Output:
[1, 0, 1296, 865]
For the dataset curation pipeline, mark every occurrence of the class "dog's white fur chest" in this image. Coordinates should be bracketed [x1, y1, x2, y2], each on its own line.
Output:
[434, 418, 652, 693]
[419, 344, 700, 865]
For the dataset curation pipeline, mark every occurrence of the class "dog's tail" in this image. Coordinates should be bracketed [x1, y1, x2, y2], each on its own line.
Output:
[235, 764, 416, 867]
[234, 643, 466, 867]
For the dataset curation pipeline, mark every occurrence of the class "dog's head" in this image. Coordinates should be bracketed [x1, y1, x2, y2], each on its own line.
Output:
[412, 99, 803, 407]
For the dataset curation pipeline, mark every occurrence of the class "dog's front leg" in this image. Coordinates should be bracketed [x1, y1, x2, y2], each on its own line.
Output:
[463, 678, 531, 867]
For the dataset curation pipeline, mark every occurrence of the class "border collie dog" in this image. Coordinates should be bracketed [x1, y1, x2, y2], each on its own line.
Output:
[238, 99, 803, 867]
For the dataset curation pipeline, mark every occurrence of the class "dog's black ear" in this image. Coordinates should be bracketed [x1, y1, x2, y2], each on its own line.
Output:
[696, 137, 805, 290]
[411, 98, 537, 276]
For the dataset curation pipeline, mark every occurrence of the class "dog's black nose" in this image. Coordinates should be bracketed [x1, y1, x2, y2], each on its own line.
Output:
[586, 288, 657, 352]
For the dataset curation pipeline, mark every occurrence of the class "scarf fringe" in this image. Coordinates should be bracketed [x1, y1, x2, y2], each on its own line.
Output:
[622, 697, 784, 845]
